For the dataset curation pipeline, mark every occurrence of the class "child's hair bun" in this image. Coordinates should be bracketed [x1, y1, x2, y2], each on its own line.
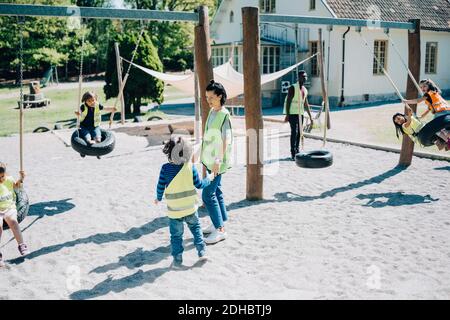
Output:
[209, 79, 215, 85]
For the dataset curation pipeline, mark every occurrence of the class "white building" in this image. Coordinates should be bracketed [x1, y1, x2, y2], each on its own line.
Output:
[210, 0, 450, 107]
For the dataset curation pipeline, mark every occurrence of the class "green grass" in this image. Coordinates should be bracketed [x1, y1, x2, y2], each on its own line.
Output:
[0, 84, 168, 136]
[0, 84, 106, 136]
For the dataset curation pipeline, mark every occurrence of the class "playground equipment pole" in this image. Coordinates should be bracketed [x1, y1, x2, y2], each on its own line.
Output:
[242, 7, 264, 200]
[194, 6, 214, 136]
[114, 42, 126, 125]
[399, 19, 421, 167]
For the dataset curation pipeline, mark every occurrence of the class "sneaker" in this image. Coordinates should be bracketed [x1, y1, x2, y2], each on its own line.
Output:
[202, 224, 216, 235]
[204, 229, 227, 245]
[198, 250, 208, 261]
[171, 254, 183, 268]
[18, 243, 29, 256]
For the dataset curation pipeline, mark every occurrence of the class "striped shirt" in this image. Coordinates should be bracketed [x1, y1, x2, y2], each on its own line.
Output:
[156, 163, 209, 201]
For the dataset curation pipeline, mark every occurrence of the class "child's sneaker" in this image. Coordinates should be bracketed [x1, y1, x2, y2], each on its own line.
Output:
[18, 243, 29, 256]
[171, 254, 183, 269]
[204, 229, 227, 245]
[198, 250, 208, 261]
[202, 224, 216, 235]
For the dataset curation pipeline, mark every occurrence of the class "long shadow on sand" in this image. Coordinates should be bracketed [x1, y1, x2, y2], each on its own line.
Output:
[8, 208, 209, 265]
[227, 166, 405, 211]
[69, 261, 206, 300]
[89, 244, 192, 274]
[356, 192, 439, 208]
[29, 199, 75, 217]
[9, 199, 77, 237]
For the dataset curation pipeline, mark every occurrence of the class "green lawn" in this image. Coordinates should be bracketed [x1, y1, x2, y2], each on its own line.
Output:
[0, 84, 167, 136]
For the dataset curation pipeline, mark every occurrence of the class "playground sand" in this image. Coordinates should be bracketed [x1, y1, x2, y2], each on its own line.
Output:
[0, 128, 449, 299]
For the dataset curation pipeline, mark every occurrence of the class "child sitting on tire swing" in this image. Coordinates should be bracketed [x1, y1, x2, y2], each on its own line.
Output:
[154, 136, 210, 268]
[393, 104, 450, 151]
[0, 163, 29, 266]
[74, 92, 117, 145]
[402, 79, 450, 119]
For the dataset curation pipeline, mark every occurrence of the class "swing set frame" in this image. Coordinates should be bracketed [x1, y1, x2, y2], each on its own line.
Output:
[0, 3, 422, 201]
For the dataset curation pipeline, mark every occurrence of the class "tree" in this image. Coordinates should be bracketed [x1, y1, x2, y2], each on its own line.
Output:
[104, 31, 164, 115]
[125, 0, 217, 71]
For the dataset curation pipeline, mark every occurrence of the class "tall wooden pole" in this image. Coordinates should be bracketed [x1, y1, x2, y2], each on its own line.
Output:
[194, 47, 201, 143]
[318, 28, 331, 138]
[399, 19, 421, 167]
[114, 42, 126, 125]
[242, 7, 263, 200]
[194, 6, 214, 135]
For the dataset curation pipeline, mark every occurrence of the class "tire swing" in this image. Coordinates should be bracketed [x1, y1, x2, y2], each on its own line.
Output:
[295, 29, 333, 169]
[71, 23, 116, 159]
[4, 19, 30, 230]
[3, 189, 29, 230]
[417, 114, 450, 147]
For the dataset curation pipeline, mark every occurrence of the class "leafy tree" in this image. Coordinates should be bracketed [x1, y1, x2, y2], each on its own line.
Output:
[125, 0, 216, 71]
[104, 31, 164, 115]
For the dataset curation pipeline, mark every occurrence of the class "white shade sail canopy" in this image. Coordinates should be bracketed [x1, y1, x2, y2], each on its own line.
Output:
[122, 54, 317, 99]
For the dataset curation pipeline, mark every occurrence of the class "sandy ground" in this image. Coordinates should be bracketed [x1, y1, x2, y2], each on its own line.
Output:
[0, 126, 449, 300]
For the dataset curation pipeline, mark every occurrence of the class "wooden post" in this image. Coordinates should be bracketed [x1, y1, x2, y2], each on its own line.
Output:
[399, 19, 421, 167]
[194, 6, 214, 135]
[193, 47, 201, 143]
[318, 28, 331, 136]
[242, 6, 263, 200]
[114, 42, 126, 125]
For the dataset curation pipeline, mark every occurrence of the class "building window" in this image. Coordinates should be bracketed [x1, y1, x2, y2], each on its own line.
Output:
[233, 46, 239, 71]
[309, 41, 319, 77]
[373, 40, 387, 75]
[229, 10, 234, 23]
[261, 46, 280, 74]
[212, 47, 231, 67]
[259, 0, 276, 13]
[425, 42, 438, 74]
[310, 0, 316, 10]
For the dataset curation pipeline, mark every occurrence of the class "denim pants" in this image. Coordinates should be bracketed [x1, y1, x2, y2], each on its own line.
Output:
[80, 126, 101, 142]
[202, 172, 228, 229]
[169, 212, 205, 259]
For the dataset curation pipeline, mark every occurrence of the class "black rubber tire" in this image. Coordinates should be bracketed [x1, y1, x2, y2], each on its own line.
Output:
[148, 116, 162, 121]
[33, 126, 50, 133]
[71, 129, 116, 157]
[417, 114, 450, 147]
[2, 189, 29, 230]
[295, 150, 333, 169]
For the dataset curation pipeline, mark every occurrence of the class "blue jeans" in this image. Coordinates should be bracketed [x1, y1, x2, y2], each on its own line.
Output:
[169, 212, 205, 259]
[202, 173, 228, 229]
[80, 126, 101, 142]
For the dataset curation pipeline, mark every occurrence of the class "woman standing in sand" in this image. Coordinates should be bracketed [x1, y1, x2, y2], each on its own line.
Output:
[200, 80, 233, 245]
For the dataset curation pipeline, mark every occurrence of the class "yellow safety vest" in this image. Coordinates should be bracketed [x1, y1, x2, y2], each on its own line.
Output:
[80, 103, 102, 127]
[165, 163, 199, 219]
[200, 108, 232, 174]
[0, 176, 15, 211]
[283, 83, 308, 115]
[402, 116, 424, 144]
